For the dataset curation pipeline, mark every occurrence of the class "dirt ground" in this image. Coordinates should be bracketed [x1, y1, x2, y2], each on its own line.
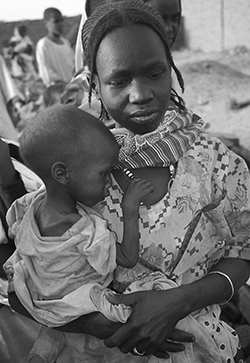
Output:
[173, 46, 250, 151]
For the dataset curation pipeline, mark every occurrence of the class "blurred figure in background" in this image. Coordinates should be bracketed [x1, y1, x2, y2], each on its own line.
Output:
[9, 25, 37, 83]
[36, 8, 74, 87]
[143, 0, 181, 47]
[43, 81, 66, 107]
[0, 55, 24, 141]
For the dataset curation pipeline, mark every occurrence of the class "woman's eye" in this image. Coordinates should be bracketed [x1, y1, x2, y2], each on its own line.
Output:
[150, 70, 165, 79]
[109, 79, 127, 87]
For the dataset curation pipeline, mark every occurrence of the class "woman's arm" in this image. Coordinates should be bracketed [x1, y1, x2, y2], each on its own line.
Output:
[104, 257, 250, 357]
[8, 291, 122, 339]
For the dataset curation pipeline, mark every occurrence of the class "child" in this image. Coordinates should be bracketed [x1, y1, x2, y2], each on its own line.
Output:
[36, 8, 74, 87]
[4, 104, 154, 328]
[143, 0, 182, 47]
[43, 81, 67, 107]
[9, 25, 37, 82]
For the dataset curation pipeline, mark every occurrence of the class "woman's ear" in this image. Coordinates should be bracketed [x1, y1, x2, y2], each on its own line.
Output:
[51, 162, 69, 185]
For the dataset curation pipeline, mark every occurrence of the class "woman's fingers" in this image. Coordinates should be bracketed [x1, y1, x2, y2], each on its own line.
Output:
[169, 328, 196, 343]
[104, 290, 196, 356]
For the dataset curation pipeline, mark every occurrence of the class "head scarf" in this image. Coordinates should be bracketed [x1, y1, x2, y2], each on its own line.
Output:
[112, 104, 204, 170]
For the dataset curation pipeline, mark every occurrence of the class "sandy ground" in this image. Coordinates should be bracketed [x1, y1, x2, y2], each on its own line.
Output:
[173, 47, 250, 150]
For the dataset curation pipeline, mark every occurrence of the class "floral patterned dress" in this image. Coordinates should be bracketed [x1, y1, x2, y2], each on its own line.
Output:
[88, 131, 250, 363]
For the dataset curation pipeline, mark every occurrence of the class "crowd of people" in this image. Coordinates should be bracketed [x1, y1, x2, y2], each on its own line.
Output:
[0, 6, 76, 139]
[0, 1, 250, 363]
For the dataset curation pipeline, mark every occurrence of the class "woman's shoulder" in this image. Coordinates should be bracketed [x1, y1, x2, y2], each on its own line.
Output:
[189, 131, 228, 152]
[184, 130, 249, 176]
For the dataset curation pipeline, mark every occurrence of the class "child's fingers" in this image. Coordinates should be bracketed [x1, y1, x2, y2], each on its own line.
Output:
[131, 178, 154, 192]
[125, 179, 154, 201]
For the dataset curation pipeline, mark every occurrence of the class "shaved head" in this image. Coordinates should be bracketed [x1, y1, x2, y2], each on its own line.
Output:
[19, 104, 117, 180]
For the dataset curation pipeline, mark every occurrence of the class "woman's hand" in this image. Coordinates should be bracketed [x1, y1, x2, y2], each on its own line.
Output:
[104, 289, 195, 358]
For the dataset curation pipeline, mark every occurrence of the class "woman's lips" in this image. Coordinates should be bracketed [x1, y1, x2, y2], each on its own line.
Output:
[129, 109, 158, 124]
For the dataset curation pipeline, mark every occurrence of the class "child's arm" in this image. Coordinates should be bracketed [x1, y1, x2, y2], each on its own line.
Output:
[116, 178, 154, 268]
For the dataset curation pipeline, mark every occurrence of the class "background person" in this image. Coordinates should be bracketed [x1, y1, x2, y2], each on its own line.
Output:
[0, 55, 24, 141]
[36, 8, 74, 87]
[9, 25, 37, 82]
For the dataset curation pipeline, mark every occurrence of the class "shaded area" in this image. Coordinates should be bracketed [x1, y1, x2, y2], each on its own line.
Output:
[0, 305, 40, 363]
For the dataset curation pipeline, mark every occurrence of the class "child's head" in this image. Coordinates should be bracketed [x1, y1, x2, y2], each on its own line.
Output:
[20, 104, 119, 206]
[143, 0, 181, 46]
[82, 0, 184, 134]
[18, 25, 28, 38]
[44, 8, 64, 37]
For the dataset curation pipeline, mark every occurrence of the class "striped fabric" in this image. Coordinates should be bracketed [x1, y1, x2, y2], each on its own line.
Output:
[112, 105, 204, 170]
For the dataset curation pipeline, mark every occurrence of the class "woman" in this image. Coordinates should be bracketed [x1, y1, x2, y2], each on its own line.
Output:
[2, 1, 250, 362]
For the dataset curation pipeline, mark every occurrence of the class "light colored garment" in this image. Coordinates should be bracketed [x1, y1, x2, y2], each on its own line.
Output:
[4, 188, 118, 327]
[94, 130, 250, 362]
[36, 37, 74, 86]
[28, 274, 227, 363]
[0, 56, 20, 141]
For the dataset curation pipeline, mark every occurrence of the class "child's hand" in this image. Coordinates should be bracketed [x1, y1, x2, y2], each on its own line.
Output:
[122, 178, 154, 211]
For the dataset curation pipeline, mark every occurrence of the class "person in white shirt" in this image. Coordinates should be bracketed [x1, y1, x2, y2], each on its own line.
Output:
[36, 8, 74, 87]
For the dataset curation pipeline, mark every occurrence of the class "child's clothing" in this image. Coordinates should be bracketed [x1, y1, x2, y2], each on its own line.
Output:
[4, 188, 239, 363]
[4, 187, 128, 327]
[10, 26, 37, 81]
[36, 37, 74, 86]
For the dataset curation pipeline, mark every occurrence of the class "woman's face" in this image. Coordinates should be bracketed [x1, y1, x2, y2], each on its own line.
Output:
[94, 25, 171, 135]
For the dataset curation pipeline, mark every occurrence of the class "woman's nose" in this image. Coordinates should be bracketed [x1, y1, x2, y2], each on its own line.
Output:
[129, 80, 153, 103]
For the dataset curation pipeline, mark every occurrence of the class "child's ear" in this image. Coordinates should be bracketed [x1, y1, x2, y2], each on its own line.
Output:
[51, 162, 69, 185]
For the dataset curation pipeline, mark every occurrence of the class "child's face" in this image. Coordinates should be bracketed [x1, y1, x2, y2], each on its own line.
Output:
[45, 13, 64, 36]
[94, 25, 171, 135]
[67, 138, 119, 207]
[146, 0, 181, 46]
